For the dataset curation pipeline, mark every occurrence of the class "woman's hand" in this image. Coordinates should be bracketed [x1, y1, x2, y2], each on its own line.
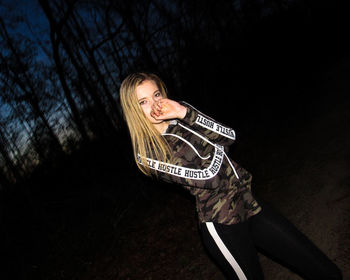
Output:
[151, 98, 187, 120]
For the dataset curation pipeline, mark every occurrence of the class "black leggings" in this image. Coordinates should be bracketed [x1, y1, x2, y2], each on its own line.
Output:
[200, 202, 342, 280]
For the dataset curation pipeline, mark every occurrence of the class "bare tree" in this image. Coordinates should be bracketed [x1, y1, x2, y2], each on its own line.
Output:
[38, 0, 119, 138]
[0, 17, 63, 156]
[45, 3, 90, 143]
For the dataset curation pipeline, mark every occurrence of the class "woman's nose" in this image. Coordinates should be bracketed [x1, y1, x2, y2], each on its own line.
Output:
[150, 99, 157, 110]
[151, 97, 160, 107]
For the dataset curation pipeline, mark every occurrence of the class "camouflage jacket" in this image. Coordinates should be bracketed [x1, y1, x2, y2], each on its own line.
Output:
[140, 102, 261, 225]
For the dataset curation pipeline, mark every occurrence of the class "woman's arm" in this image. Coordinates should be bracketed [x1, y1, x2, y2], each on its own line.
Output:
[152, 99, 235, 146]
[139, 151, 225, 190]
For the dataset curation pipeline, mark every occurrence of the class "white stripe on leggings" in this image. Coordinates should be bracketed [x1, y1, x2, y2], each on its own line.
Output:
[205, 222, 248, 280]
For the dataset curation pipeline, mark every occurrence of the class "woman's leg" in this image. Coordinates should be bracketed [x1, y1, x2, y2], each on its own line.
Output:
[200, 221, 264, 280]
[250, 202, 342, 280]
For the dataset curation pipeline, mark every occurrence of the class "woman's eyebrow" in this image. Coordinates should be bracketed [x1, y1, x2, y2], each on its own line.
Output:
[138, 90, 160, 101]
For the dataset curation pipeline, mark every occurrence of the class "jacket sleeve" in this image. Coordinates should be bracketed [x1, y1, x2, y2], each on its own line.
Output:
[179, 101, 236, 147]
[152, 162, 222, 190]
[142, 153, 224, 190]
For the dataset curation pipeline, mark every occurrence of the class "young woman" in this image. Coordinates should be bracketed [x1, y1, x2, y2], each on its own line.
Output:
[119, 72, 342, 280]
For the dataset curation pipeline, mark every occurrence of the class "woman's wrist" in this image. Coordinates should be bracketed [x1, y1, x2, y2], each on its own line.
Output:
[178, 105, 187, 119]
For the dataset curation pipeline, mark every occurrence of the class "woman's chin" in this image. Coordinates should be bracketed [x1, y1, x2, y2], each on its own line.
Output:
[151, 119, 164, 124]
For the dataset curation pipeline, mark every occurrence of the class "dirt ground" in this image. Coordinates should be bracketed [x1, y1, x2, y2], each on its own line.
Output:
[253, 60, 350, 279]
[110, 56, 350, 280]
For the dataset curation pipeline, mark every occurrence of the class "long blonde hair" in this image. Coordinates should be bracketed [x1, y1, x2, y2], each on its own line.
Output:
[120, 73, 172, 176]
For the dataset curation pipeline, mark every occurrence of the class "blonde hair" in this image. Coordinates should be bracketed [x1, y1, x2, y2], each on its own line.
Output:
[120, 73, 172, 176]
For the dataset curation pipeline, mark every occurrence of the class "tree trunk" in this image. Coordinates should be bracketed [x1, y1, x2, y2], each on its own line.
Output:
[39, 0, 118, 137]
[49, 18, 90, 143]
[0, 18, 63, 154]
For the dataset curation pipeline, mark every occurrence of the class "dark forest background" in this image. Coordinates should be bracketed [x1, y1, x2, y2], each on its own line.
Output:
[0, 0, 349, 279]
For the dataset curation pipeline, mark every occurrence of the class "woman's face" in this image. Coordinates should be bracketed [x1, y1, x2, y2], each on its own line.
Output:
[136, 79, 163, 124]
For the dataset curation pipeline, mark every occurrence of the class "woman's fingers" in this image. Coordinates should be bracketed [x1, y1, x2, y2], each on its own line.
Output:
[151, 104, 163, 119]
[151, 109, 160, 118]
[152, 100, 165, 116]
[159, 100, 169, 113]
[154, 101, 162, 111]
[151, 99, 179, 120]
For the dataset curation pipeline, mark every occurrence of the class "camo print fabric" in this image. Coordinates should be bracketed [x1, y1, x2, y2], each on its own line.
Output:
[152, 102, 262, 225]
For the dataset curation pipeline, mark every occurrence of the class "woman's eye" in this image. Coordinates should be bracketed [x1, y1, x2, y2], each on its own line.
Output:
[139, 100, 146, 106]
[154, 92, 161, 98]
